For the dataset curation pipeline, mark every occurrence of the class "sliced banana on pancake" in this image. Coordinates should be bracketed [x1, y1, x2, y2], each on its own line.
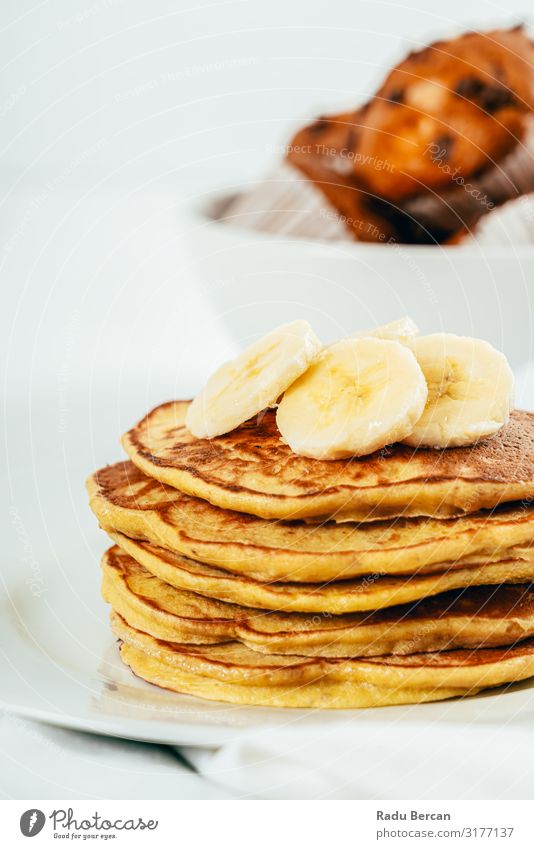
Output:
[356, 316, 419, 344]
[186, 319, 322, 438]
[404, 334, 515, 448]
[276, 337, 428, 459]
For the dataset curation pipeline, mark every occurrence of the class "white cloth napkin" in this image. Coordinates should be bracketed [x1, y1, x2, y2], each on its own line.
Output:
[5, 706, 534, 800]
[0, 711, 234, 800]
[183, 715, 534, 799]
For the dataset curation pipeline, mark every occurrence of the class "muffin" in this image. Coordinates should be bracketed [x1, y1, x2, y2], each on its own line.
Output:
[222, 26, 534, 244]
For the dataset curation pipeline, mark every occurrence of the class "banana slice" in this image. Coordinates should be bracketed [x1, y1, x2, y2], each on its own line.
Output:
[356, 316, 419, 344]
[186, 320, 322, 438]
[403, 333, 515, 449]
[276, 337, 428, 459]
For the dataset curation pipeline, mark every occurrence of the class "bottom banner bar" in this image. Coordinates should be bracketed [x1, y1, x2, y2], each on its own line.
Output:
[2, 799, 533, 847]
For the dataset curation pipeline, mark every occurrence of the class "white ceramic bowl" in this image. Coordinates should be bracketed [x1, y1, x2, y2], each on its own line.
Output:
[182, 189, 534, 368]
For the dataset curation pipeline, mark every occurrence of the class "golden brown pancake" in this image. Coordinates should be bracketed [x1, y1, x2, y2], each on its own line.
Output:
[108, 531, 534, 614]
[118, 643, 465, 708]
[103, 546, 534, 658]
[88, 461, 534, 582]
[122, 402, 534, 521]
[112, 613, 534, 707]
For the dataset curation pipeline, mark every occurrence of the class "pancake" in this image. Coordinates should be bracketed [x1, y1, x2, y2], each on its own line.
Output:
[112, 613, 534, 707]
[88, 462, 534, 583]
[118, 644, 464, 708]
[122, 402, 534, 522]
[103, 546, 534, 658]
[108, 531, 534, 613]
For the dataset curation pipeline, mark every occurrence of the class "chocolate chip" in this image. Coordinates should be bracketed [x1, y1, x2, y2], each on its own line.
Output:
[481, 85, 515, 113]
[387, 88, 404, 104]
[455, 77, 485, 99]
[454, 76, 515, 112]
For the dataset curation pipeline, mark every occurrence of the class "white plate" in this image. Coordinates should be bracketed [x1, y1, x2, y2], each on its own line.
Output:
[3, 543, 534, 747]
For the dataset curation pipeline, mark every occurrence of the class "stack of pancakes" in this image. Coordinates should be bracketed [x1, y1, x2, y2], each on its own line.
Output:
[87, 400, 534, 709]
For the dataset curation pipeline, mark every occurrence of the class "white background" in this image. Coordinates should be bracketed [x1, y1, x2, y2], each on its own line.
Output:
[2, 0, 534, 801]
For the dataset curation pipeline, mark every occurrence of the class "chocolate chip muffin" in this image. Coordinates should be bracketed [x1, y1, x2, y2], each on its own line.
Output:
[288, 26, 534, 243]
